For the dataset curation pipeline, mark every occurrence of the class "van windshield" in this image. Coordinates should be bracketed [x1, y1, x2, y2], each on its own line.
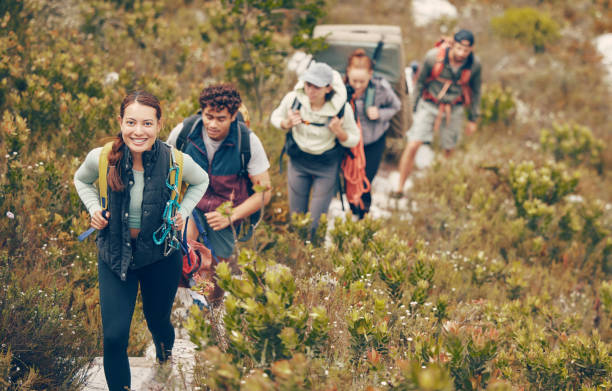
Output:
[313, 41, 402, 84]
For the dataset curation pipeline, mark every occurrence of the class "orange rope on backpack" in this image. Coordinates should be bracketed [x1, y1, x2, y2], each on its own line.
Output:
[341, 100, 371, 210]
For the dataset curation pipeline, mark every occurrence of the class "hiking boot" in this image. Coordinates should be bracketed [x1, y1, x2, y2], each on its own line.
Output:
[389, 190, 404, 199]
[142, 358, 175, 391]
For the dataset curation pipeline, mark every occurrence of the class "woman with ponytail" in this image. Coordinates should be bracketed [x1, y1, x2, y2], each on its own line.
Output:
[345, 49, 401, 218]
[74, 91, 208, 390]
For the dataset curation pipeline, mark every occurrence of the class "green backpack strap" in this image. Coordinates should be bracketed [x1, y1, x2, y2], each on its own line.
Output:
[169, 147, 184, 202]
[99, 143, 185, 211]
[98, 141, 114, 210]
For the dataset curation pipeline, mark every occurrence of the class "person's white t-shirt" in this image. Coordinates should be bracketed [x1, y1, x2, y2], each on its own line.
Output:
[167, 121, 270, 176]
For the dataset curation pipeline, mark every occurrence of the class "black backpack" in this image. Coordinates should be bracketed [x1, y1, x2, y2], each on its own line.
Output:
[177, 111, 259, 242]
[279, 98, 348, 171]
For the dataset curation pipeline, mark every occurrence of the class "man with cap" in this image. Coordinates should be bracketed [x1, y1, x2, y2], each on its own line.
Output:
[395, 29, 482, 196]
[271, 62, 360, 237]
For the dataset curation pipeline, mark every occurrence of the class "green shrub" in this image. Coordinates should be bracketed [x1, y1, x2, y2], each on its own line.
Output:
[289, 212, 328, 246]
[479, 84, 516, 127]
[202, 0, 326, 118]
[518, 332, 612, 390]
[346, 302, 390, 358]
[445, 324, 499, 391]
[564, 333, 611, 387]
[540, 123, 605, 174]
[389, 360, 453, 391]
[507, 160, 579, 220]
[519, 341, 569, 390]
[0, 267, 98, 390]
[192, 346, 345, 391]
[187, 250, 330, 368]
[491, 7, 560, 52]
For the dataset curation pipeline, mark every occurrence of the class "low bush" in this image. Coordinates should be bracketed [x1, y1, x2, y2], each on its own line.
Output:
[540, 122, 605, 174]
[0, 267, 98, 390]
[186, 250, 331, 369]
[507, 160, 579, 218]
[445, 324, 499, 391]
[491, 7, 560, 52]
[517, 332, 612, 390]
[479, 84, 516, 127]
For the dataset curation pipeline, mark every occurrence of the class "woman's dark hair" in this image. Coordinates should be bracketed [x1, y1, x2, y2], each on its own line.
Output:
[108, 91, 162, 192]
[199, 83, 242, 115]
[344, 48, 374, 83]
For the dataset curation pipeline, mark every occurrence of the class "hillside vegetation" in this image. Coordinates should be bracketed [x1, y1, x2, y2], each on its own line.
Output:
[0, 0, 611, 390]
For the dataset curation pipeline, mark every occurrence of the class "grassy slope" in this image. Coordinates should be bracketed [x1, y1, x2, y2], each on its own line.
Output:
[1, 0, 610, 389]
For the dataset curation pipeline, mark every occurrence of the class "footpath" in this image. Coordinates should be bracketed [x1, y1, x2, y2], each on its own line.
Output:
[84, 289, 199, 391]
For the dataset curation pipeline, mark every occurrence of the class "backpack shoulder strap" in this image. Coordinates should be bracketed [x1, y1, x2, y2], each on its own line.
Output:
[236, 121, 259, 242]
[459, 68, 472, 85]
[169, 146, 184, 201]
[98, 141, 114, 210]
[428, 45, 448, 82]
[291, 97, 302, 112]
[177, 114, 201, 151]
[237, 121, 251, 178]
[337, 102, 346, 119]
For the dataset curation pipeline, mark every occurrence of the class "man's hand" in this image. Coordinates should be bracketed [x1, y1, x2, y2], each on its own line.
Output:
[465, 121, 477, 136]
[205, 211, 231, 231]
[281, 110, 302, 130]
[366, 106, 380, 120]
[91, 210, 109, 230]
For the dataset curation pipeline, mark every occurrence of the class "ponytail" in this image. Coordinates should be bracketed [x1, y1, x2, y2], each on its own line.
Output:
[107, 132, 125, 192]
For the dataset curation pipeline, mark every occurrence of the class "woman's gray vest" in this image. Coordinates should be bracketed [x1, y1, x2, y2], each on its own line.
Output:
[96, 140, 174, 281]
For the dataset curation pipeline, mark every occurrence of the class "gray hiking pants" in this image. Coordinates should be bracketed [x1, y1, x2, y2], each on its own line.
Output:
[287, 154, 341, 236]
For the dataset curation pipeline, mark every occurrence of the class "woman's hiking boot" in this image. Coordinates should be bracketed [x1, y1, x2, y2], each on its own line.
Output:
[142, 357, 175, 390]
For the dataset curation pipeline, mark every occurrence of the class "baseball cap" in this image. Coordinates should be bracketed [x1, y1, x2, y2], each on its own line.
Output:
[454, 29, 475, 46]
[300, 62, 333, 87]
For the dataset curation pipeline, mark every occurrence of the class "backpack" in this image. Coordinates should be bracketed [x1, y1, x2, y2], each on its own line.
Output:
[97, 141, 184, 212]
[279, 97, 347, 171]
[175, 110, 259, 242]
[279, 97, 352, 210]
[78, 141, 184, 242]
[423, 37, 473, 107]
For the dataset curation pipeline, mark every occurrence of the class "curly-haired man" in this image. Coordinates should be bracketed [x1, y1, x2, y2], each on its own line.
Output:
[168, 84, 271, 275]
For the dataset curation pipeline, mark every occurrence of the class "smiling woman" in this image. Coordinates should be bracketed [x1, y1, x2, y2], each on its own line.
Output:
[120, 103, 161, 158]
[73, 91, 209, 391]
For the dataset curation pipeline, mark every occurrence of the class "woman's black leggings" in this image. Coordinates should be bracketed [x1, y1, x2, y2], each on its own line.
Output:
[350, 132, 387, 219]
[97, 250, 182, 391]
